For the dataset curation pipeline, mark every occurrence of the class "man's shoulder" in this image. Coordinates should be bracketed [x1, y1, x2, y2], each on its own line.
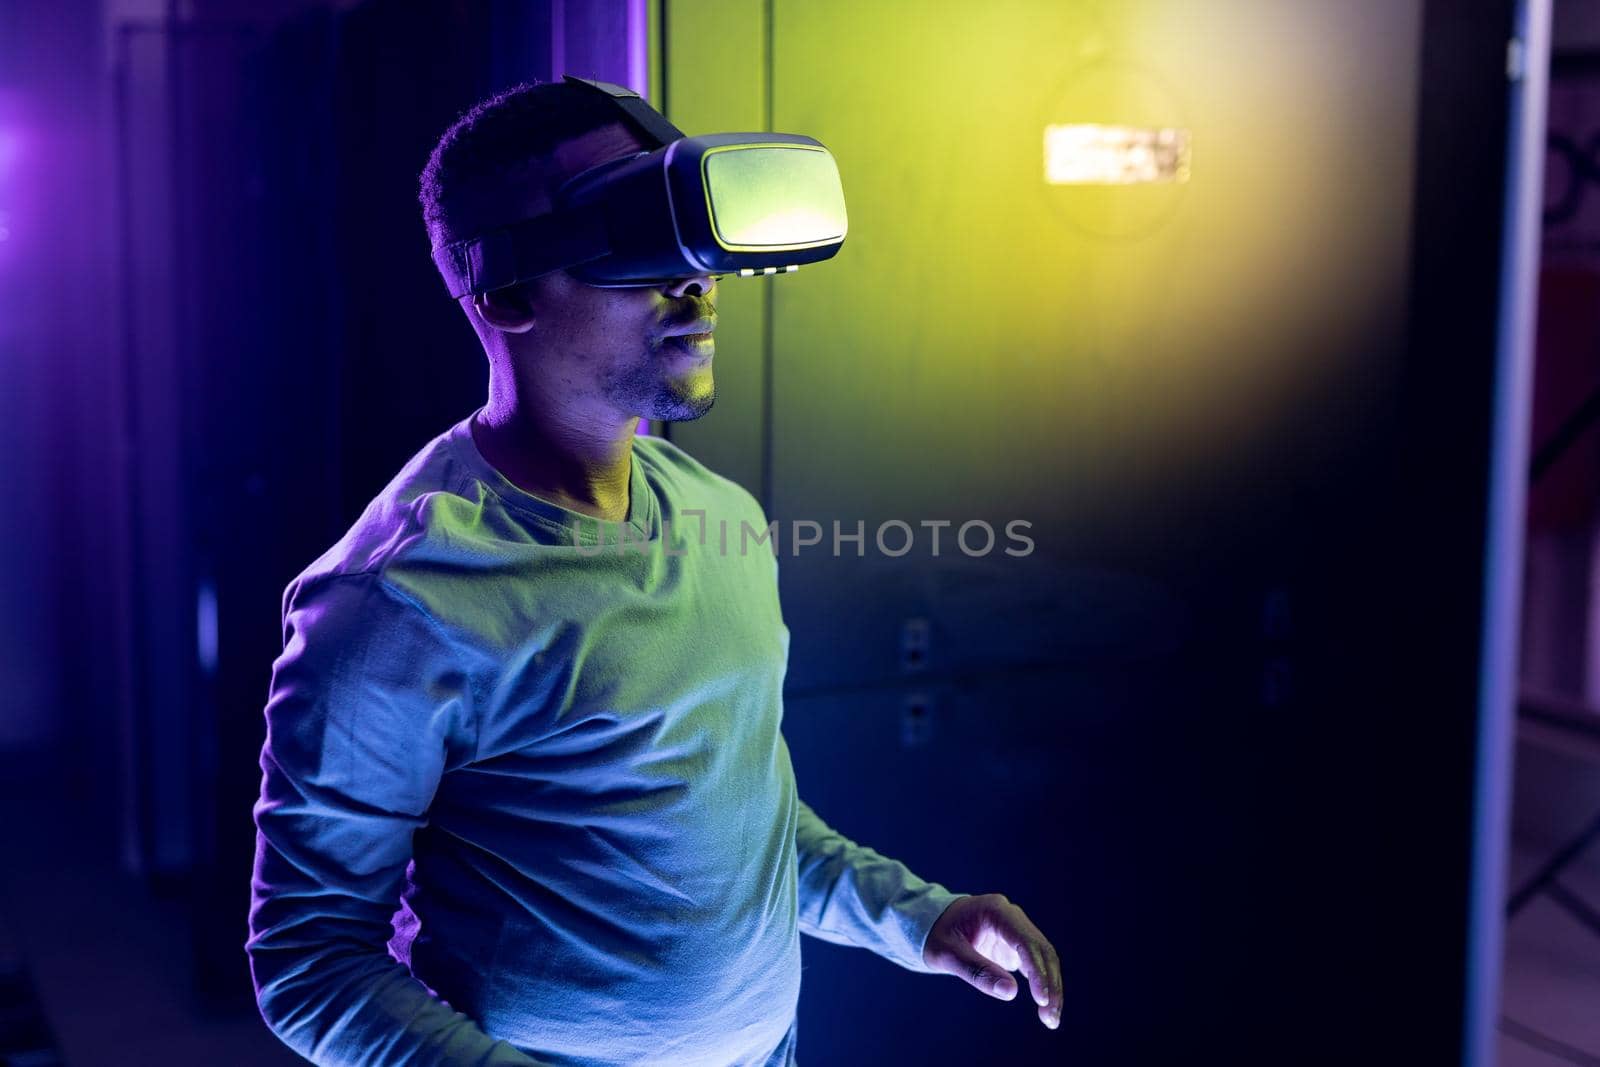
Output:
[286, 420, 476, 598]
[634, 431, 767, 523]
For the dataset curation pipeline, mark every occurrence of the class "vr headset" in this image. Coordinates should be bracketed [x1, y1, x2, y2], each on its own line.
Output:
[431, 75, 849, 296]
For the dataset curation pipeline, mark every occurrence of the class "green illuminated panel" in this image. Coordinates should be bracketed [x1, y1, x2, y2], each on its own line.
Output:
[658, 0, 770, 495]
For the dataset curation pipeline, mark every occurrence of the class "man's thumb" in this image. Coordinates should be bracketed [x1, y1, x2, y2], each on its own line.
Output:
[933, 939, 1018, 1001]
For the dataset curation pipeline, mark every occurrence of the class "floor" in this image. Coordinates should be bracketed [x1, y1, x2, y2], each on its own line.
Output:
[0, 763, 301, 1067]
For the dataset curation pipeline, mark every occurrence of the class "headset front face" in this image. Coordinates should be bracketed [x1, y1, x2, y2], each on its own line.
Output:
[559, 133, 849, 289]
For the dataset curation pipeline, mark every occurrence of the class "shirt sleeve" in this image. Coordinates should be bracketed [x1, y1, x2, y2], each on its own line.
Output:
[792, 797, 968, 974]
[245, 570, 546, 1067]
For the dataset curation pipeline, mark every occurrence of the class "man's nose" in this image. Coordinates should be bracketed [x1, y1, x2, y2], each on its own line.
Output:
[662, 273, 716, 299]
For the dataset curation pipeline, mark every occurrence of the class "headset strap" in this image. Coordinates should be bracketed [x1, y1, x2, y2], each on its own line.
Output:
[432, 204, 610, 298]
[434, 77, 680, 298]
[561, 74, 686, 148]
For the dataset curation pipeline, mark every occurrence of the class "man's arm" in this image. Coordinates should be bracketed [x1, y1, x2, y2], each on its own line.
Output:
[792, 797, 963, 973]
[794, 798, 1063, 1030]
[246, 570, 543, 1067]
[767, 529, 1059, 1028]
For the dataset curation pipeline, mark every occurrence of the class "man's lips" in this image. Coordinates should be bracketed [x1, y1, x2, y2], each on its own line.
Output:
[661, 316, 717, 338]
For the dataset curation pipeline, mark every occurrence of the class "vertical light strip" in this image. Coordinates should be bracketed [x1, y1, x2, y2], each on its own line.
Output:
[1463, 2, 1551, 1066]
[648, 0, 665, 110]
[626, 0, 649, 96]
[196, 579, 218, 677]
[0, 122, 13, 253]
[760, 0, 776, 520]
[551, 0, 567, 78]
[641, 0, 663, 436]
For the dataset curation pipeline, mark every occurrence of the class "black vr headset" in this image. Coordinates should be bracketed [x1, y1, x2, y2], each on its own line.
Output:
[431, 76, 849, 297]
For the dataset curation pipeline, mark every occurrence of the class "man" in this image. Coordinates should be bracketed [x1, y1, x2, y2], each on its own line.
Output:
[246, 79, 1061, 1067]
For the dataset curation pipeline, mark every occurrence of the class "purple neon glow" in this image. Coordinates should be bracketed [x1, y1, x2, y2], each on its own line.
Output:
[0, 128, 19, 179]
[627, 0, 649, 99]
[0, 91, 24, 261]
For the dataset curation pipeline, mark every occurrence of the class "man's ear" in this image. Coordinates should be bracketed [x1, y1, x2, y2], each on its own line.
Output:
[472, 284, 538, 335]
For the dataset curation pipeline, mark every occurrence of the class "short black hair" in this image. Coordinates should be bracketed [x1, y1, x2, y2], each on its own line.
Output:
[418, 79, 625, 249]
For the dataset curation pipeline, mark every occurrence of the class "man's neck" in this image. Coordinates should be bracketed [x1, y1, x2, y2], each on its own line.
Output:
[471, 397, 638, 524]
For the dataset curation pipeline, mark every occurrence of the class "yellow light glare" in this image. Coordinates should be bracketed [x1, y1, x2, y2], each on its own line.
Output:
[1044, 124, 1191, 185]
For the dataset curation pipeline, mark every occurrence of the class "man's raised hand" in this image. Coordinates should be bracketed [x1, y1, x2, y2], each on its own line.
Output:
[922, 893, 1062, 1030]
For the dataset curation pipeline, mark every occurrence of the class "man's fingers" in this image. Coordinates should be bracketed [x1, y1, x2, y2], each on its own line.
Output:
[934, 939, 1018, 1001]
[1022, 941, 1052, 1006]
[926, 893, 1063, 1029]
[1004, 930, 1054, 1015]
[993, 911, 1063, 1028]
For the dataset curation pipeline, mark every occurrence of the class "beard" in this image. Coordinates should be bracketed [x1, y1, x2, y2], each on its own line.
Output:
[602, 342, 717, 422]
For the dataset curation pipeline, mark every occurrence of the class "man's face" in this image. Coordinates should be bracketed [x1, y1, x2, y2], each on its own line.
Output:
[480, 123, 719, 424]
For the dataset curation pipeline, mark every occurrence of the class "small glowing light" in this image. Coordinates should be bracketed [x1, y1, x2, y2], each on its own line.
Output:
[737, 265, 800, 278]
[1044, 124, 1191, 185]
[197, 580, 218, 675]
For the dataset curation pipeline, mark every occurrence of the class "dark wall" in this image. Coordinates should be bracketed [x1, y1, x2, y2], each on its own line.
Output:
[86, 0, 565, 1010]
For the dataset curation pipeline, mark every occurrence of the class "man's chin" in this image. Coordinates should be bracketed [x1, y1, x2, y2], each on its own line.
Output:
[652, 390, 715, 423]
[645, 376, 715, 422]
